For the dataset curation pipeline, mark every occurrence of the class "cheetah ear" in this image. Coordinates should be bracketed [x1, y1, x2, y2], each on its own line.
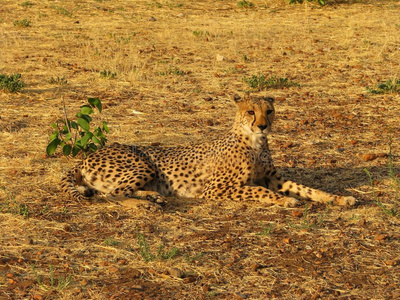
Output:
[265, 97, 275, 103]
[232, 93, 250, 103]
[232, 94, 242, 103]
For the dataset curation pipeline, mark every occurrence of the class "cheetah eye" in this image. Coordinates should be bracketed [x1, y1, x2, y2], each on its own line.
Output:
[247, 110, 255, 115]
[267, 110, 274, 115]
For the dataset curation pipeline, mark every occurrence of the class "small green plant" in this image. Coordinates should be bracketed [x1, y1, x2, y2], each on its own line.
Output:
[366, 79, 400, 94]
[387, 135, 400, 201]
[316, 202, 331, 226]
[20, 1, 34, 7]
[136, 233, 180, 262]
[136, 233, 155, 262]
[288, 204, 316, 230]
[51, 5, 72, 17]
[289, 0, 326, 5]
[4, 202, 30, 218]
[46, 97, 109, 157]
[184, 252, 204, 263]
[158, 66, 186, 76]
[243, 74, 299, 91]
[157, 244, 180, 260]
[257, 222, 275, 236]
[99, 70, 117, 79]
[104, 237, 120, 247]
[49, 75, 68, 85]
[0, 190, 30, 218]
[237, 0, 254, 8]
[14, 19, 31, 27]
[18, 203, 30, 218]
[0, 73, 25, 93]
[364, 136, 399, 218]
[31, 264, 73, 291]
[152, 1, 163, 8]
[192, 30, 210, 37]
[364, 168, 398, 217]
[40, 205, 49, 215]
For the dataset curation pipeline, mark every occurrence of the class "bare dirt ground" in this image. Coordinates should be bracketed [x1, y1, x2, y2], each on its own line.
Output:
[1, 0, 400, 299]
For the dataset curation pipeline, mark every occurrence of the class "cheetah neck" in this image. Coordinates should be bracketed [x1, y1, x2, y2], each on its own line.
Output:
[230, 127, 269, 151]
[249, 133, 268, 150]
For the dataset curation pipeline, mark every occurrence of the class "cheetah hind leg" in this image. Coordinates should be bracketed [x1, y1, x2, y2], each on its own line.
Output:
[202, 185, 300, 208]
[102, 188, 167, 212]
[61, 165, 98, 202]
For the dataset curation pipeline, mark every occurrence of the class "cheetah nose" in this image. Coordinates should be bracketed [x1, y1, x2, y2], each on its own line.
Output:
[258, 124, 268, 131]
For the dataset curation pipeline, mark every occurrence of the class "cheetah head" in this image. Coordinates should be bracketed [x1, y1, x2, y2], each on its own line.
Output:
[232, 93, 275, 137]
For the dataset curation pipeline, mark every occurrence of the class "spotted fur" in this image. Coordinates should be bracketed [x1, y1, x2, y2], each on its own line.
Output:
[61, 94, 356, 208]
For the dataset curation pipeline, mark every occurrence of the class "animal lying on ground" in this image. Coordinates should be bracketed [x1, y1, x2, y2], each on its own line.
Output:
[61, 94, 356, 209]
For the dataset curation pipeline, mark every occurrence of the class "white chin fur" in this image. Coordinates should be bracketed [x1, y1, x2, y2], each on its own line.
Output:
[242, 126, 267, 149]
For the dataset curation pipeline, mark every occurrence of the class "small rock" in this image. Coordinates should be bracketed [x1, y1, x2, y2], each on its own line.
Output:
[202, 285, 210, 292]
[282, 141, 293, 149]
[149, 16, 156, 21]
[108, 266, 119, 273]
[183, 275, 196, 283]
[169, 267, 184, 278]
[374, 234, 387, 241]
[216, 54, 225, 62]
[384, 259, 399, 266]
[250, 263, 260, 272]
[299, 119, 309, 125]
[291, 210, 302, 218]
[350, 140, 358, 145]
[80, 279, 88, 286]
[361, 153, 377, 162]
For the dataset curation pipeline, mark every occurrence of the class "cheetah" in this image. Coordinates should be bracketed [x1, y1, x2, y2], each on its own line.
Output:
[61, 94, 356, 208]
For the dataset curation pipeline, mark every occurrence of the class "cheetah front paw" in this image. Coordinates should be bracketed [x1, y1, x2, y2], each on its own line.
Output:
[120, 199, 164, 212]
[336, 196, 357, 206]
[283, 197, 300, 208]
[146, 195, 168, 207]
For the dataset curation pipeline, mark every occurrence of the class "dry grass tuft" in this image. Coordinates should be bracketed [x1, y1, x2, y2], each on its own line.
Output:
[1, 0, 400, 299]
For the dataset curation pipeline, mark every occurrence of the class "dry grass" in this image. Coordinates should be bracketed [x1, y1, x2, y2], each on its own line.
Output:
[1, 0, 400, 299]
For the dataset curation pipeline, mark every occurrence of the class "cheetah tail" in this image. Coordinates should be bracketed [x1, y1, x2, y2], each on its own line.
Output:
[61, 165, 94, 201]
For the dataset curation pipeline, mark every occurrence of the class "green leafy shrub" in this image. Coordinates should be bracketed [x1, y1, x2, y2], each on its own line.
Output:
[366, 79, 400, 94]
[46, 97, 109, 157]
[0, 73, 25, 93]
[243, 74, 299, 91]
